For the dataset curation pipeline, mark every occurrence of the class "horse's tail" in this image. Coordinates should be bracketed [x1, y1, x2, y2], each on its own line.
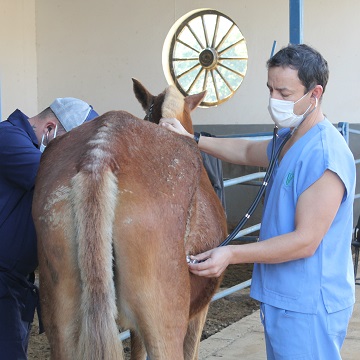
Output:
[70, 166, 123, 359]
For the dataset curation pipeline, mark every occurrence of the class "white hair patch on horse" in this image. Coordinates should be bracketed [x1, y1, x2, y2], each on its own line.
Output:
[43, 185, 70, 210]
[39, 185, 72, 228]
[83, 148, 109, 172]
[83, 125, 115, 171]
[88, 138, 107, 146]
[162, 85, 184, 118]
[90, 148, 108, 161]
[119, 189, 133, 194]
[123, 217, 133, 224]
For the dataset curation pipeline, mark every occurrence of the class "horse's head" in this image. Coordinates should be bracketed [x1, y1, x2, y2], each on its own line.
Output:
[132, 78, 206, 134]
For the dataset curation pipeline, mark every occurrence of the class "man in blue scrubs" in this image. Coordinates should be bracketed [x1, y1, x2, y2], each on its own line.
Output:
[0, 98, 98, 359]
[161, 44, 355, 359]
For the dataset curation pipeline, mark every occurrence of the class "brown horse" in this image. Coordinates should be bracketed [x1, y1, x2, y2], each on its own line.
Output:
[32, 80, 228, 360]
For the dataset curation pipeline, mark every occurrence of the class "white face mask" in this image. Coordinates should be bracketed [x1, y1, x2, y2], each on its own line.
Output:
[40, 125, 58, 153]
[268, 92, 314, 128]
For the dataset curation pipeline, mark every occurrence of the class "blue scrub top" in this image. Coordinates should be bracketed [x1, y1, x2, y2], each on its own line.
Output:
[0, 110, 41, 276]
[250, 119, 356, 314]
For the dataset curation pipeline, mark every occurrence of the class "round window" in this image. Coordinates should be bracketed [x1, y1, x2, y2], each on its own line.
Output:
[162, 9, 248, 107]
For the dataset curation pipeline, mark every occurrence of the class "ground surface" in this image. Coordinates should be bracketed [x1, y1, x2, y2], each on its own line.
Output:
[28, 261, 259, 359]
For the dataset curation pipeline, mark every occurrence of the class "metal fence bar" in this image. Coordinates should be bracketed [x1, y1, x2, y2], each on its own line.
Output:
[224, 172, 266, 188]
[350, 128, 360, 135]
[212, 279, 252, 302]
[231, 223, 261, 240]
[219, 134, 273, 141]
[351, 126, 360, 201]
[119, 330, 130, 341]
[338, 122, 349, 143]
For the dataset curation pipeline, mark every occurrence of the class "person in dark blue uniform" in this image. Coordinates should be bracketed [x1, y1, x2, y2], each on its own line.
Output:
[0, 98, 98, 359]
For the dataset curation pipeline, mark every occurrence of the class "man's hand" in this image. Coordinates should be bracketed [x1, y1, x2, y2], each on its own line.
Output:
[187, 246, 233, 278]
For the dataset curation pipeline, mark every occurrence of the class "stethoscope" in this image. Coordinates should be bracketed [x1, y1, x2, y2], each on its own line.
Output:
[218, 126, 292, 247]
[186, 126, 292, 264]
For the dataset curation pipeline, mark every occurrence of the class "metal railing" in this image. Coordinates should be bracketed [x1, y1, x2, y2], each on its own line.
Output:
[349, 127, 360, 201]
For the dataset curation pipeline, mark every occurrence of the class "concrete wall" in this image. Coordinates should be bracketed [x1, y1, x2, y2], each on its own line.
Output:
[2, 1, 360, 125]
[0, 0, 37, 118]
[31, 0, 289, 124]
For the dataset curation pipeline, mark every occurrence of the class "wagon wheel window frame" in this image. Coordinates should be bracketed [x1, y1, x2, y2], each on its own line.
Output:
[162, 8, 248, 108]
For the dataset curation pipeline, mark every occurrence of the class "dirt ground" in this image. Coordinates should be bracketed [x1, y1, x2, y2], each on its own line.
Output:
[28, 261, 259, 359]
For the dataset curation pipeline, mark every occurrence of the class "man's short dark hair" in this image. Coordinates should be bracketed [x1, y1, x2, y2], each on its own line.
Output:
[37, 107, 66, 132]
[267, 44, 329, 95]
[37, 107, 55, 120]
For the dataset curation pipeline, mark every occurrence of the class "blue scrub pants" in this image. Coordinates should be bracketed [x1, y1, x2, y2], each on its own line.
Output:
[260, 301, 353, 359]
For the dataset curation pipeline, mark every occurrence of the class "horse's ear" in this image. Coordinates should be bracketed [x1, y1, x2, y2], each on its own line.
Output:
[132, 78, 153, 111]
[185, 91, 206, 112]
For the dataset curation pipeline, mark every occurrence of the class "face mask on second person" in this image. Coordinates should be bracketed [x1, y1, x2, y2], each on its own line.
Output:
[268, 92, 316, 128]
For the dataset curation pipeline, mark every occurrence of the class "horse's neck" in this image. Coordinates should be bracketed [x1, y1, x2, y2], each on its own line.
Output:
[181, 118, 194, 135]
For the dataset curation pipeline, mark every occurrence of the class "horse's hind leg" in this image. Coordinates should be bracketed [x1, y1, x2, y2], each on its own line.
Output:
[183, 306, 209, 360]
[42, 279, 80, 359]
[130, 330, 147, 360]
[121, 267, 189, 360]
[38, 233, 81, 360]
[139, 306, 188, 360]
[114, 228, 190, 359]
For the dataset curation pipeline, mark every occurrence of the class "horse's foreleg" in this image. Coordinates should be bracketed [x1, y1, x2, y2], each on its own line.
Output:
[183, 305, 209, 360]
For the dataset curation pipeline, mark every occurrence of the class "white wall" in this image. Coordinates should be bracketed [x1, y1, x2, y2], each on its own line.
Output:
[1, 0, 360, 126]
[34, 0, 289, 125]
[303, 0, 360, 124]
[0, 0, 37, 119]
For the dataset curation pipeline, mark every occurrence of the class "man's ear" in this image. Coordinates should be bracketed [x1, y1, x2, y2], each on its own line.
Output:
[44, 120, 58, 136]
[312, 85, 323, 101]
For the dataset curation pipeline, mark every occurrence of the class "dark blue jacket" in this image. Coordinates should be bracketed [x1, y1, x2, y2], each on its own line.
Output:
[0, 110, 40, 276]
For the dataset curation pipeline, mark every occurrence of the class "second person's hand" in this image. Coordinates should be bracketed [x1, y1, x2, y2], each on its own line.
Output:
[160, 118, 192, 138]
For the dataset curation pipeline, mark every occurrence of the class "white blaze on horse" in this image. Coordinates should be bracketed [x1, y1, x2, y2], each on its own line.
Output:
[32, 80, 228, 360]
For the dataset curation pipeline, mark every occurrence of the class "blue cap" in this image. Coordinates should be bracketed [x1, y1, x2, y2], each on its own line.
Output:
[50, 97, 98, 132]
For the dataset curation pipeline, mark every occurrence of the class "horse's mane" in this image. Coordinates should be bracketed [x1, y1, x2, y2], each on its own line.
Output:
[161, 86, 184, 118]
